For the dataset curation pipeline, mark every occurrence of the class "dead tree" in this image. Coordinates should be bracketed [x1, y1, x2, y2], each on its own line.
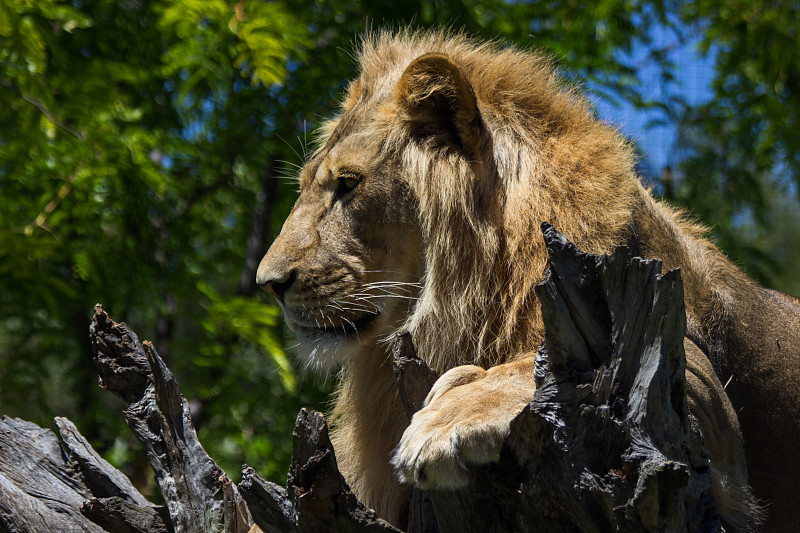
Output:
[392, 224, 719, 532]
[0, 225, 720, 532]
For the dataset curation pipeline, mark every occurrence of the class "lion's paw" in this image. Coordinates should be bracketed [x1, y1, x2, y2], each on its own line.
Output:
[392, 363, 534, 489]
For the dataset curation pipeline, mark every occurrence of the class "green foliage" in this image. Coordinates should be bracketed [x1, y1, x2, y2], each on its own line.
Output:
[160, 0, 306, 90]
[0, 0, 314, 485]
[0, 0, 797, 496]
[666, 1, 800, 291]
[198, 281, 295, 392]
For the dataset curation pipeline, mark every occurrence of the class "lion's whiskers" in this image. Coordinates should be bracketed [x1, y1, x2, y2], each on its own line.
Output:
[341, 316, 361, 341]
[285, 279, 419, 336]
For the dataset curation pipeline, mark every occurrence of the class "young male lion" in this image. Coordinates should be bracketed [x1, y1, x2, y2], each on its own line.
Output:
[257, 30, 800, 531]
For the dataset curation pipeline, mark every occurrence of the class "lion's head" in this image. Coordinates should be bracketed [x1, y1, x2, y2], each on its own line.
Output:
[257, 30, 637, 372]
[256, 117, 424, 370]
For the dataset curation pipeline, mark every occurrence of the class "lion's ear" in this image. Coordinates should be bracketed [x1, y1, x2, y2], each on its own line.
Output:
[394, 53, 483, 153]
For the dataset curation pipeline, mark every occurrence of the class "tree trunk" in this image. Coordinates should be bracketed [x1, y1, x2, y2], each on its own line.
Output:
[396, 223, 718, 532]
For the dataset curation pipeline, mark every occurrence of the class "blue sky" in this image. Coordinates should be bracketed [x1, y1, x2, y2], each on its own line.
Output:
[591, 24, 717, 183]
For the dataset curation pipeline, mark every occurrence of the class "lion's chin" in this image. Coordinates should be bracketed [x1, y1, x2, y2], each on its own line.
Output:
[290, 313, 381, 372]
[293, 327, 366, 372]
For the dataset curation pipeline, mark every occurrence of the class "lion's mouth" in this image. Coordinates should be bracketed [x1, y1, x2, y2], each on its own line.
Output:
[287, 309, 381, 338]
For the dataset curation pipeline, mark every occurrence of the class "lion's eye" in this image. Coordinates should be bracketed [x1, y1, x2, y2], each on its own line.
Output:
[335, 175, 361, 198]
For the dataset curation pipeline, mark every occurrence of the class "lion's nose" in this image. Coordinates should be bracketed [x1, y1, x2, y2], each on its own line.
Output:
[256, 269, 297, 302]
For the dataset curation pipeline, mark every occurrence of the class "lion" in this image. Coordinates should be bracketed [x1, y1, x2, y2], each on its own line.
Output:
[256, 30, 800, 531]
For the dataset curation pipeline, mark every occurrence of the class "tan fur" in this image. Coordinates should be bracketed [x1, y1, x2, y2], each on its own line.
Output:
[258, 29, 800, 531]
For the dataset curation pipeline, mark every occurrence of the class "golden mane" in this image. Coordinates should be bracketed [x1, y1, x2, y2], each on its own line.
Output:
[323, 29, 640, 372]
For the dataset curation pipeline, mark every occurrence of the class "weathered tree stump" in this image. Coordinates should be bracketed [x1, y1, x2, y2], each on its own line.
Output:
[0, 225, 719, 532]
[0, 414, 170, 532]
[90, 305, 253, 533]
[0, 305, 254, 533]
[240, 408, 399, 533]
[394, 223, 719, 532]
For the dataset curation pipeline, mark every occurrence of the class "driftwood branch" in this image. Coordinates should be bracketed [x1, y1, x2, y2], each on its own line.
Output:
[240, 408, 399, 533]
[90, 306, 253, 533]
[0, 307, 254, 533]
[0, 225, 719, 532]
[0, 413, 168, 533]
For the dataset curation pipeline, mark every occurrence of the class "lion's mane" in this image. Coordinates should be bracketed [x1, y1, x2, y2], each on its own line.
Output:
[321, 30, 745, 370]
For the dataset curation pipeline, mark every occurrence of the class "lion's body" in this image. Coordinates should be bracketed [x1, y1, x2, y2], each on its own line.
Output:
[258, 30, 800, 531]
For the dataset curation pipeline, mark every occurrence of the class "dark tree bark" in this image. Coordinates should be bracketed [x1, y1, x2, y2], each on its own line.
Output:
[89, 305, 253, 533]
[240, 409, 400, 533]
[238, 156, 280, 298]
[0, 414, 167, 533]
[0, 225, 720, 533]
[398, 223, 719, 532]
